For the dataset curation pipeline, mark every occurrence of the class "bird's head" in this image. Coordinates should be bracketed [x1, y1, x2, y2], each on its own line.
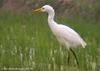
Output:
[33, 5, 54, 14]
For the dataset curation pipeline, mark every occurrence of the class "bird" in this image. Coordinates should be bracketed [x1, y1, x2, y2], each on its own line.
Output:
[33, 5, 87, 66]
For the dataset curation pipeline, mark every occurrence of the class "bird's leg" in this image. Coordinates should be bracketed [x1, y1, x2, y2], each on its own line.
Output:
[68, 50, 70, 65]
[70, 48, 79, 67]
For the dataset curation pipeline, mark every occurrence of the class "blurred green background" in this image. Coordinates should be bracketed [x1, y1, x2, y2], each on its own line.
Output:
[0, 0, 100, 71]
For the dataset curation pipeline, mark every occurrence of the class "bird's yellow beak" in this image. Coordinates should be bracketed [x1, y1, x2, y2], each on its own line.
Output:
[32, 8, 42, 12]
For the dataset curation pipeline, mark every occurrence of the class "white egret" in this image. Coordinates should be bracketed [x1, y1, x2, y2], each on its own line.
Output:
[33, 5, 87, 66]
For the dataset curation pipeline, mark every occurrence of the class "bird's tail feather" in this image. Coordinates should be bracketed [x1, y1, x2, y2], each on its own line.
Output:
[81, 40, 87, 48]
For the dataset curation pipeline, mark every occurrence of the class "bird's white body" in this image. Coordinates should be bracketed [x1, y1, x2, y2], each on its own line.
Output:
[49, 22, 86, 48]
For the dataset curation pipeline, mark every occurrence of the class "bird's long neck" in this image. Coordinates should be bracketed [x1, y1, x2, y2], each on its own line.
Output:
[48, 12, 54, 21]
[48, 11, 57, 29]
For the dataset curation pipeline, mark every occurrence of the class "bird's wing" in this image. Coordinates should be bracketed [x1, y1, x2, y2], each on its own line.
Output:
[55, 24, 80, 39]
[53, 24, 86, 47]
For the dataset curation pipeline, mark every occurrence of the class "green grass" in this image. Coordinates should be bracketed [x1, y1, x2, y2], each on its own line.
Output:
[0, 11, 100, 71]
